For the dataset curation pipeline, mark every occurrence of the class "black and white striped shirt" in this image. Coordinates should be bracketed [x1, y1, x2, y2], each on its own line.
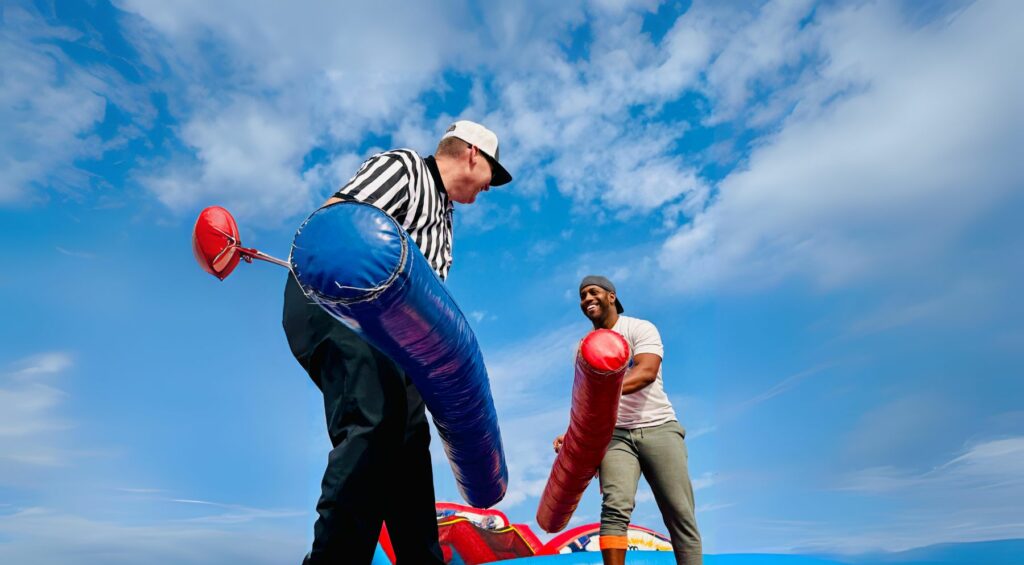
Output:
[332, 149, 454, 280]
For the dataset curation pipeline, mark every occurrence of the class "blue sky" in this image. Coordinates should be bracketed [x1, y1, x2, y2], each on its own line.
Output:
[2, 0, 1023, 563]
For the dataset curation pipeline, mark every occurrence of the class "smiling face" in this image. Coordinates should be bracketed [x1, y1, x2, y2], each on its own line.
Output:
[580, 284, 618, 329]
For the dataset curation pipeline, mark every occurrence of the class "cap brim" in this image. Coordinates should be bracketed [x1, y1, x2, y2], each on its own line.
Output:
[615, 298, 624, 314]
[484, 154, 513, 186]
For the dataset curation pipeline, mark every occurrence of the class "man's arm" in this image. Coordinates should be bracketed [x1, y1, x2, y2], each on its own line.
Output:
[621, 352, 660, 395]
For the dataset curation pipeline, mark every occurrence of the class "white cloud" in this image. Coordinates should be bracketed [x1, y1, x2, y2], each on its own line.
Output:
[844, 277, 1003, 337]
[0, 353, 75, 473]
[635, 486, 656, 503]
[725, 363, 836, 418]
[0, 382, 67, 439]
[685, 425, 717, 440]
[167, 498, 305, 525]
[0, 350, 308, 562]
[114, 487, 164, 494]
[944, 437, 1024, 473]
[429, 322, 597, 511]
[485, 323, 588, 414]
[9, 352, 73, 378]
[1, 3, 163, 205]
[116, 0, 471, 87]
[0, 7, 106, 203]
[690, 471, 719, 491]
[840, 394, 957, 467]
[115, 0, 481, 222]
[428, 403, 567, 512]
[839, 437, 1024, 494]
[479, 6, 713, 217]
[813, 436, 1024, 552]
[0, 507, 303, 565]
[0, 0, 713, 226]
[14, 0, 1021, 288]
[701, 0, 819, 123]
[660, 0, 1024, 293]
[456, 199, 522, 234]
[493, 407, 573, 510]
[696, 502, 735, 513]
[119, 1, 718, 223]
[476, 326, 584, 508]
[55, 247, 97, 260]
[144, 97, 316, 223]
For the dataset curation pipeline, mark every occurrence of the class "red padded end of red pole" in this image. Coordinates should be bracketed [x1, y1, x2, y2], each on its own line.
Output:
[579, 329, 631, 373]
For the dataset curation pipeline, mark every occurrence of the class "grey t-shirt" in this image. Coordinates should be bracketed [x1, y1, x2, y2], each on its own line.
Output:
[612, 315, 677, 429]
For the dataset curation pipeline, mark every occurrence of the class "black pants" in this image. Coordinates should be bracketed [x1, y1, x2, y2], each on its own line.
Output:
[282, 275, 444, 565]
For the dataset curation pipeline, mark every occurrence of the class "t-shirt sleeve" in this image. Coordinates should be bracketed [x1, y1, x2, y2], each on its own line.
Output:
[631, 319, 664, 358]
[332, 153, 410, 220]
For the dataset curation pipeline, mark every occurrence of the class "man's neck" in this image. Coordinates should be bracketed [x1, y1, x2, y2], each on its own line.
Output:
[592, 311, 619, 330]
[433, 154, 455, 191]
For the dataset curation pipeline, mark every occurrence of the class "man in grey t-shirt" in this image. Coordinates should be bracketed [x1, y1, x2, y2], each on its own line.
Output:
[554, 275, 702, 565]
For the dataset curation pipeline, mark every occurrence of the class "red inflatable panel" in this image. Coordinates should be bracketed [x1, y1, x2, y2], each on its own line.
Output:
[536, 329, 630, 533]
[438, 518, 538, 564]
[192, 206, 242, 280]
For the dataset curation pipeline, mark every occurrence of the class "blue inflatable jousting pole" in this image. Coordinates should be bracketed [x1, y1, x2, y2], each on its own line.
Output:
[289, 201, 508, 508]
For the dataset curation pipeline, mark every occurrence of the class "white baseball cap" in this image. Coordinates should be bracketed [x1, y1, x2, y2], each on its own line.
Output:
[441, 120, 513, 186]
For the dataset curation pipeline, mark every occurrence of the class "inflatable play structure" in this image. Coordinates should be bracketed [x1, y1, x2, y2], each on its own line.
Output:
[369, 502, 677, 564]
[370, 503, 852, 564]
[373, 506, 851, 564]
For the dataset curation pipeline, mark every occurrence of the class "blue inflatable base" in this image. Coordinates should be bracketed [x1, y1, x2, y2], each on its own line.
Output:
[370, 544, 391, 564]
[373, 542, 850, 565]
[501, 553, 849, 564]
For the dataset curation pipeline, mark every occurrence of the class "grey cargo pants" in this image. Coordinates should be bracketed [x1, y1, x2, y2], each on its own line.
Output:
[599, 420, 703, 565]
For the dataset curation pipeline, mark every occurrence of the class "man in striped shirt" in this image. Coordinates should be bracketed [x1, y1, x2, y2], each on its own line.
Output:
[282, 121, 512, 564]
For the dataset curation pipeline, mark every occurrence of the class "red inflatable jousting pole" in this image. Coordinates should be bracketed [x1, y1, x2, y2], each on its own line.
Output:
[536, 328, 630, 533]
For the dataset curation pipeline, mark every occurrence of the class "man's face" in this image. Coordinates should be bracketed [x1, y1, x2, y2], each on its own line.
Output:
[580, 284, 615, 322]
[448, 145, 493, 204]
